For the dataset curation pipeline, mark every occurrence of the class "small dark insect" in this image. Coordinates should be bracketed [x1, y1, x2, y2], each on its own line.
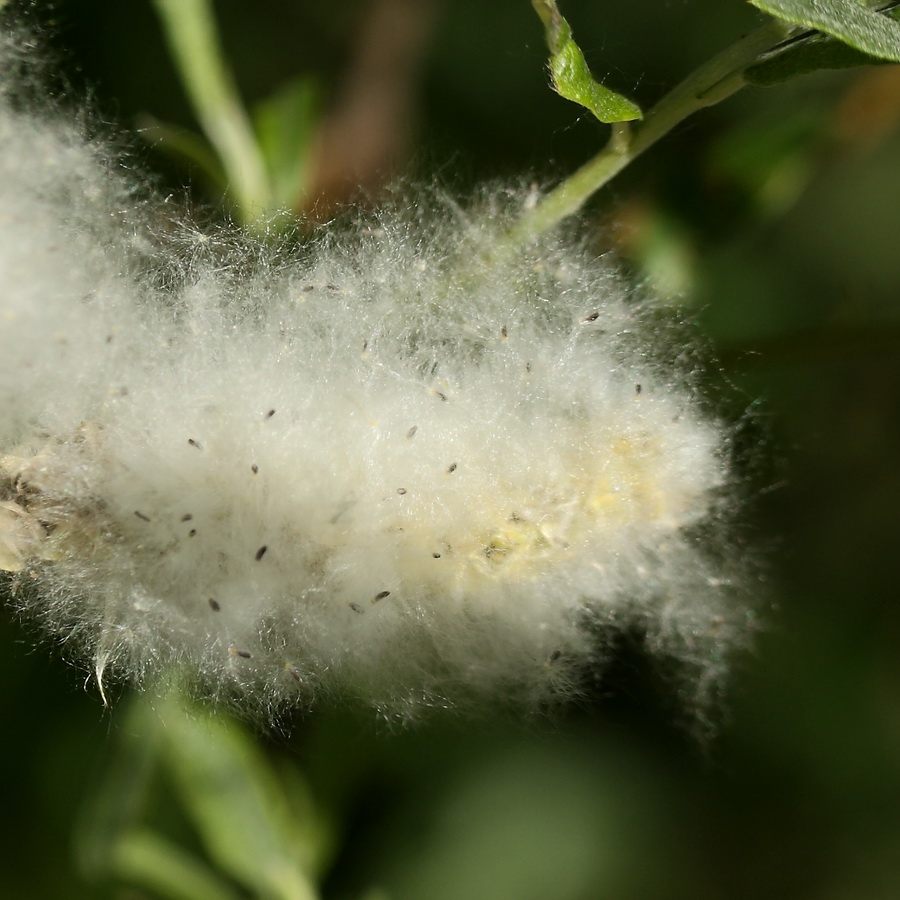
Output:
[187, 438, 202, 449]
[501, 325, 508, 339]
[635, 384, 642, 395]
[134, 510, 151, 522]
[301, 284, 315, 293]
[362, 339, 368, 353]
[188, 529, 197, 537]
[265, 409, 275, 419]
[396, 487, 407, 495]
[181, 513, 193, 522]
[235, 649, 252, 659]
[406, 425, 418, 439]
[373, 590, 391, 602]
[447, 462, 457, 474]
[326, 282, 339, 291]
[251, 464, 259, 474]
[548, 649, 562, 663]
[583, 311, 601, 323]
[208, 597, 221, 612]
[432, 552, 441, 559]
[255, 545, 268, 561]
[349, 602, 364, 614]
[434, 390, 448, 402]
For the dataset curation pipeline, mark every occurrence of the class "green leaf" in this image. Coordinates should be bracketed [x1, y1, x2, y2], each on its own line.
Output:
[748, 0, 900, 62]
[138, 117, 228, 191]
[74, 696, 164, 881]
[532, 0, 642, 123]
[747, 32, 888, 84]
[158, 694, 320, 900]
[152, 0, 271, 221]
[113, 829, 243, 900]
[253, 77, 320, 213]
[747, 4, 900, 83]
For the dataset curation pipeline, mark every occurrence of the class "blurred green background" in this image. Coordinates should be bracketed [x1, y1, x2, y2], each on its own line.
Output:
[2, 0, 900, 897]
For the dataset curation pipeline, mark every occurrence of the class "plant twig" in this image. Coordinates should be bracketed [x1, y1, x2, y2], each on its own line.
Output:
[152, 0, 270, 222]
[506, 19, 794, 246]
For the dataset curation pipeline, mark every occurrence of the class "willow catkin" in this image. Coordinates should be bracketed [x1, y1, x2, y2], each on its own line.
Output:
[0, 27, 752, 722]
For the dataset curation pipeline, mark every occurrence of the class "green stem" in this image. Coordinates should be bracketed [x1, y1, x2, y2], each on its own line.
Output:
[507, 19, 795, 245]
[152, 0, 270, 222]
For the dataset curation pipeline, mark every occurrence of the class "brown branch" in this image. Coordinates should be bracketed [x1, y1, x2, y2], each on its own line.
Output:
[304, 0, 443, 217]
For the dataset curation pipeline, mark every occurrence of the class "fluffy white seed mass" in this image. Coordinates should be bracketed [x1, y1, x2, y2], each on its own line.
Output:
[0, 28, 752, 721]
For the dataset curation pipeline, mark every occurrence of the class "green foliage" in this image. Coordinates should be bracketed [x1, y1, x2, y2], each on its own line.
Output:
[113, 830, 244, 900]
[78, 691, 330, 900]
[746, 30, 892, 84]
[253, 77, 319, 213]
[749, 0, 900, 62]
[531, 0, 642, 123]
[150, 0, 319, 223]
[746, 1, 900, 83]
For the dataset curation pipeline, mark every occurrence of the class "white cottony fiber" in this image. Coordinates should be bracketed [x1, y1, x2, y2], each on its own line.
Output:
[0, 27, 752, 722]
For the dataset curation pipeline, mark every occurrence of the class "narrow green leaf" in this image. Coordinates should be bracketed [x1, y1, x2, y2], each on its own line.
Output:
[253, 77, 320, 212]
[138, 117, 228, 190]
[532, 0, 642, 123]
[151, 0, 271, 220]
[113, 829, 243, 900]
[747, 4, 900, 83]
[277, 760, 339, 881]
[158, 695, 320, 900]
[749, 0, 900, 62]
[747, 33, 885, 83]
[74, 696, 163, 881]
